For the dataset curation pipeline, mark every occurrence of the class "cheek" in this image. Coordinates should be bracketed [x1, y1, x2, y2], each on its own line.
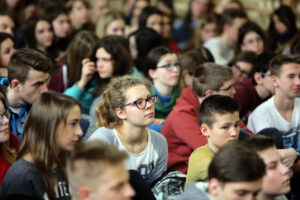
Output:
[262, 172, 282, 193]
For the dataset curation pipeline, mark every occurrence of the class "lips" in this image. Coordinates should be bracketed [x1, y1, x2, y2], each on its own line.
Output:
[145, 112, 154, 118]
[0, 128, 9, 134]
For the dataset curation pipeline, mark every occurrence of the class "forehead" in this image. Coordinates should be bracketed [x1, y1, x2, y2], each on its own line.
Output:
[0, 15, 14, 25]
[36, 20, 50, 29]
[96, 47, 111, 57]
[257, 147, 279, 164]
[211, 111, 240, 125]
[124, 84, 150, 100]
[244, 31, 261, 39]
[280, 63, 300, 74]
[24, 67, 49, 83]
[158, 53, 177, 63]
[224, 179, 262, 192]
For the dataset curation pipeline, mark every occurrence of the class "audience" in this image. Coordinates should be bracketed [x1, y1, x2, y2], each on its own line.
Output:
[0, 2, 299, 200]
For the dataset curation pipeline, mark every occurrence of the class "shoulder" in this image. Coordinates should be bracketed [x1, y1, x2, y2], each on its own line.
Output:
[149, 129, 167, 144]
[251, 97, 274, 115]
[88, 127, 116, 142]
[190, 146, 214, 161]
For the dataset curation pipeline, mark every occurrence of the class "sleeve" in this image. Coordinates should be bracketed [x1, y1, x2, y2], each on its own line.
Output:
[64, 83, 85, 100]
[151, 131, 168, 183]
[203, 40, 227, 65]
[247, 111, 270, 134]
[186, 149, 211, 183]
[233, 83, 250, 118]
[87, 127, 112, 144]
[172, 110, 207, 150]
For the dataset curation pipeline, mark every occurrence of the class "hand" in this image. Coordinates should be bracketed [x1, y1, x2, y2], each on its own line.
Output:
[278, 148, 297, 168]
[153, 118, 165, 125]
[77, 58, 96, 89]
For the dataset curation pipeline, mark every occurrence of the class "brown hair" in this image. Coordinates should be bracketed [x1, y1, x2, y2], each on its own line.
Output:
[270, 54, 300, 76]
[95, 76, 151, 128]
[67, 140, 128, 198]
[18, 92, 81, 200]
[192, 62, 233, 97]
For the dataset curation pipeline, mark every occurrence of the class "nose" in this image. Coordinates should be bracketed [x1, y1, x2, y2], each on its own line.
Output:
[280, 162, 290, 175]
[8, 28, 13, 35]
[230, 87, 236, 97]
[41, 83, 49, 93]
[76, 126, 83, 137]
[124, 183, 135, 198]
[230, 127, 239, 137]
[2, 115, 9, 124]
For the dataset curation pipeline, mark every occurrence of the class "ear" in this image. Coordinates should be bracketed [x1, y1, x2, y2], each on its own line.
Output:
[204, 89, 213, 98]
[115, 108, 127, 120]
[78, 186, 92, 200]
[271, 75, 279, 87]
[253, 72, 263, 85]
[200, 123, 210, 137]
[208, 178, 221, 197]
[148, 69, 157, 79]
[10, 79, 21, 92]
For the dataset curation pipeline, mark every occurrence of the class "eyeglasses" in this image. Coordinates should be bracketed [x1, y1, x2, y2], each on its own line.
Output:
[121, 95, 157, 110]
[261, 72, 271, 78]
[233, 64, 251, 77]
[217, 84, 234, 92]
[0, 109, 10, 124]
[157, 62, 182, 71]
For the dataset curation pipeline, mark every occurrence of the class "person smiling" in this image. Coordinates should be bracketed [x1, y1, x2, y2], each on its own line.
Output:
[88, 76, 168, 184]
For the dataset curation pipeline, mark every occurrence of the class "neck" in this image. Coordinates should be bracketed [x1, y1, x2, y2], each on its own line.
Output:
[154, 81, 173, 97]
[221, 33, 235, 48]
[6, 87, 25, 108]
[255, 85, 271, 100]
[274, 92, 294, 111]
[207, 140, 219, 153]
[36, 44, 47, 53]
[0, 68, 8, 77]
[72, 21, 83, 30]
[117, 124, 147, 145]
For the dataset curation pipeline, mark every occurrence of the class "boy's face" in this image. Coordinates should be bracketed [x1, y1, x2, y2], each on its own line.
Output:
[257, 147, 290, 196]
[88, 162, 135, 200]
[226, 17, 247, 43]
[13, 67, 49, 105]
[211, 178, 262, 200]
[202, 111, 240, 152]
[213, 79, 236, 98]
[272, 63, 300, 99]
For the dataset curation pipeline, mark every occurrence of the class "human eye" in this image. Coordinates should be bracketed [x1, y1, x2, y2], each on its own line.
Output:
[234, 122, 240, 127]
[267, 162, 277, 170]
[288, 74, 295, 79]
[135, 99, 145, 107]
[236, 190, 247, 197]
[222, 126, 230, 130]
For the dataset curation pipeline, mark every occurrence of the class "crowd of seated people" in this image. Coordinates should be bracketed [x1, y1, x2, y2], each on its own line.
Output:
[0, 0, 300, 200]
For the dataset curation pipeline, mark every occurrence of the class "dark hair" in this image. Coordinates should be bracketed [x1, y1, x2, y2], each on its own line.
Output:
[241, 134, 276, 152]
[42, 4, 68, 23]
[128, 27, 161, 72]
[220, 8, 247, 30]
[252, 52, 277, 74]
[208, 142, 266, 183]
[228, 51, 257, 76]
[193, 63, 233, 97]
[180, 49, 211, 74]
[145, 46, 174, 77]
[25, 16, 57, 58]
[92, 35, 132, 96]
[198, 95, 240, 128]
[8, 48, 53, 84]
[138, 6, 162, 28]
[237, 21, 266, 53]
[270, 54, 300, 76]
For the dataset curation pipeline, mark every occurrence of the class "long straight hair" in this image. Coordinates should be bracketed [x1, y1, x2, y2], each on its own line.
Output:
[18, 92, 81, 200]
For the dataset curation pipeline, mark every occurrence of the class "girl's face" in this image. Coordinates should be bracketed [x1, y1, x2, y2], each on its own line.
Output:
[35, 20, 54, 51]
[120, 84, 155, 127]
[241, 31, 264, 55]
[273, 15, 288, 34]
[149, 53, 180, 88]
[96, 47, 114, 79]
[200, 22, 218, 43]
[191, 0, 211, 19]
[146, 14, 162, 35]
[0, 38, 14, 67]
[52, 13, 70, 38]
[70, 1, 89, 26]
[0, 101, 9, 143]
[106, 18, 125, 37]
[56, 105, 83, 151]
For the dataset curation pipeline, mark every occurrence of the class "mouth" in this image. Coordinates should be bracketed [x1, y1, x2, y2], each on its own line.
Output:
[283, 177, 290, 185]
[145, 112, 154, 118]
[0, 128, 9, 134]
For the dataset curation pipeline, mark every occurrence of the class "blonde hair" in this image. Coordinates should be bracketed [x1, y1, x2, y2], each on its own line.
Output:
[95, 10, 124, 38]
[95, 76, 151, 128]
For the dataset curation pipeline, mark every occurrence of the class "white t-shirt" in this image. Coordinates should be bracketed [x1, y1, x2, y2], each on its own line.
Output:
[88, 127, 168, 183]
[247, 96, 300, 152]
[203, 37, 235, 65]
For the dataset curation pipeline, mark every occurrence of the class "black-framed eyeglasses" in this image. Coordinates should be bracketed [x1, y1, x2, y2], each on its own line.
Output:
[157, 62, 182, 71]
[120, 95, 157, 110]
[261, 72, 271, 78]
[0, 109, 10, 124]
[233, 64, 251, 77]
[217, 84, 234, 92]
